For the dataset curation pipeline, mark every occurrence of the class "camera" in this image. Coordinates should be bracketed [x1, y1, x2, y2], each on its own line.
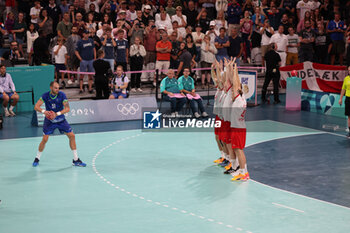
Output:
[151, 25, 156, 29]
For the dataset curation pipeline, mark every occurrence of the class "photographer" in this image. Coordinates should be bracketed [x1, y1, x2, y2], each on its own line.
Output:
[128, 19, 145, 45]
[117, 10, 132, 31]
[1, 41, 23, 67]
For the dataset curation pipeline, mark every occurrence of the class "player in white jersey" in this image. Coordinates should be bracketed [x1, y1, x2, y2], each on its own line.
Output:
[228, 64, 249, 181]
[221, 61, 241, 174]
[212, 61, 231, 166]
[212, 63, 226, 164]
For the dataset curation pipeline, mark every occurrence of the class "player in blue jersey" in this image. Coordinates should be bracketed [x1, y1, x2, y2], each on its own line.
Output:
[32, 81, 86, 167]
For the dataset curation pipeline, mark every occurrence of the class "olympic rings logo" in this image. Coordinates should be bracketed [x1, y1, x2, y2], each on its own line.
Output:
[117, 103, 140, 115]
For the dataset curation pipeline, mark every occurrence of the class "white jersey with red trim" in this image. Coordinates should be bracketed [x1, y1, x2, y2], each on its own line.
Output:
[230, 94, 247, 128]
[222, 87, 233, 122]
[213, 88, 222, 116]
[216, 89, 226, 119]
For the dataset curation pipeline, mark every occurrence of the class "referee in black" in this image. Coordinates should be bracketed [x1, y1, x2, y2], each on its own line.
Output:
[261, 43, 281, 104]
[93, 50, 112, 99]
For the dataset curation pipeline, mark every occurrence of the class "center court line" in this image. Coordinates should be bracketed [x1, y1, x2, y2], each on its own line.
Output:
[92, 133, 253, 233]
[272, 202, 305, 213]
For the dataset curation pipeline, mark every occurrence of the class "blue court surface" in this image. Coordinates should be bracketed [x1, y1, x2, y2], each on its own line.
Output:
[1, 103, 350, 233]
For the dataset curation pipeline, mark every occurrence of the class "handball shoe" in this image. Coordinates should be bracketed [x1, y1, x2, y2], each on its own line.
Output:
[224, 168, 234, 174]
[231, 172, 250, 181]
[219, 159, 229, 167]
[213, 157, 224, 163]
[224, 166, 239, 174]
[73, 158, 86, 167]
[4, 110, 10, 117]
[32, 158, 40, 167]
[224, 165, 240, 174]
[224, 163, 232, 170]
[9, 109, 16, 116]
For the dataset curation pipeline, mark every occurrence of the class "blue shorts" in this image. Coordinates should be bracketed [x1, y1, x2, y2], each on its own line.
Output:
[16, 38, 24, 45]
[43, 119, 73, 135]
[112, 92, 127, 99]
[80, 59, 94, 72]
[0, 92, 14, 99]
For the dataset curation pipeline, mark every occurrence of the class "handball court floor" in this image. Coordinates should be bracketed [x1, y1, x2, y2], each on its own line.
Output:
[1, 98, 350, 233]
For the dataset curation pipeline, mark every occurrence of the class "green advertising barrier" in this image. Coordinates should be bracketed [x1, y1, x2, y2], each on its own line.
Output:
[7, 65, 54, 112]
[301, 89, 346, 118]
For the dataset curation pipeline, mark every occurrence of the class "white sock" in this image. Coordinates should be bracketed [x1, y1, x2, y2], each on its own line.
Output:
[72, 150, 78, 161]
[240, 168, 245, 174]
[36, 151, 42, 160]
[220, 151, 225, 158]
[224, 153, 229, 160]
[9, 105, 14, 111]
[229, 159, 235, 168]
[234, 159, 240, 169]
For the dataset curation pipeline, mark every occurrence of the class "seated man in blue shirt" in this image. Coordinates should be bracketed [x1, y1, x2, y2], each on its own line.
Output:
[160, 69, 186, 117]
[109, 65, 129, 99]
[178, 68, 208, 118]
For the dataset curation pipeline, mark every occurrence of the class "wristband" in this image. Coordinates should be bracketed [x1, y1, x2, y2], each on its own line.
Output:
[57, 111, 62, 116]
[41, 110, 46, 114]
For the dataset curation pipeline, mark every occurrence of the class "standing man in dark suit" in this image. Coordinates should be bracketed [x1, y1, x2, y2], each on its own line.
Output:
[261, 43, 281, 104]
[93, 50, 111, 99]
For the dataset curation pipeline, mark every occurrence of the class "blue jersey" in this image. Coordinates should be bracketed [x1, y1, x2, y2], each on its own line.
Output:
[103, 38, 115, 59]
[76, 38, 95, 60]
[40, 91, 68, 123]
[115, 39, 128, 62]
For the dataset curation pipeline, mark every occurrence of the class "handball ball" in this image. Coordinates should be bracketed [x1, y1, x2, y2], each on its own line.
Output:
[291, 70, 298, 77]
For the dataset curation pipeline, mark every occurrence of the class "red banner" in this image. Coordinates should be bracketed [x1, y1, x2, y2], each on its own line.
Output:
[279, 62, 347, 93]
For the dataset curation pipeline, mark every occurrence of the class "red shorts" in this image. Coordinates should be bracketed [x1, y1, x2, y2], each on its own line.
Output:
[230, 128, 246, 149]
[219, 121, 231, 142]
[6, 0, 15, 7]
[214, 116, 221, 135]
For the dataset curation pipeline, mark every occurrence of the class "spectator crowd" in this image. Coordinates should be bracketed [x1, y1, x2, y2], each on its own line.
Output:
[1, 0, 350, 95]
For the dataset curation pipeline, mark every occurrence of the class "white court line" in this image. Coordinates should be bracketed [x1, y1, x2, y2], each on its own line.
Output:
[272, 202, 305, 213]
[92, 133, 252, 232]
[266, 120, 348, 138]
[251, 179, 350, 211]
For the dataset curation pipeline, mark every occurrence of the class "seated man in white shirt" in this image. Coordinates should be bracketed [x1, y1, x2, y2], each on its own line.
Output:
[0, 65, 19, 117]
